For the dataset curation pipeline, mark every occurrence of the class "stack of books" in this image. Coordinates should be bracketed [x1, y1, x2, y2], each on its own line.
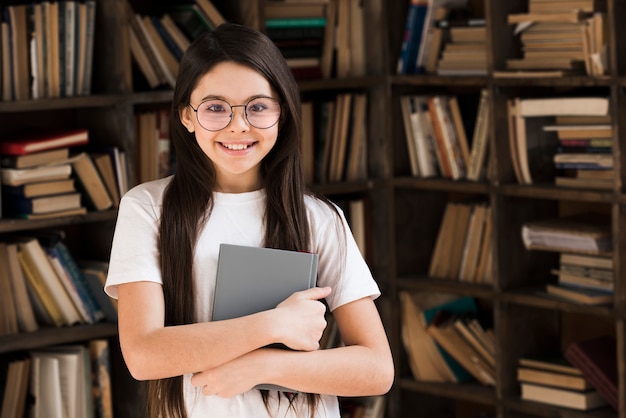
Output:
[517, 355, 608, 410]
[506, 96, 611, 185]
[0, 129, 124, 219]
[505, 0, 607, 76]
[1, 129, 90, 219]
[435, 19, 487, 76]
[264, 3, 327, 80]
[550, 115, 613, 190]
[547, 253, 613, 305]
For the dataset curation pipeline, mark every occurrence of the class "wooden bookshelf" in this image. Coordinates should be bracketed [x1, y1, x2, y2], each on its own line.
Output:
[388, 0, 626, 417]
[9, 0, 626, 417]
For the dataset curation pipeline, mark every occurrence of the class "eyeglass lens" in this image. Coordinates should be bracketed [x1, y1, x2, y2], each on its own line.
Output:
[194, 98, 281, 131]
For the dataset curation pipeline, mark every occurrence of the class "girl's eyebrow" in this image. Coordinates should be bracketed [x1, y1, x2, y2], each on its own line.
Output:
[197, 94, 276, 103]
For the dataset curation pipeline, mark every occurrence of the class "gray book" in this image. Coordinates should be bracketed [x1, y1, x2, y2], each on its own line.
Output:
[212, 243, 319, 391]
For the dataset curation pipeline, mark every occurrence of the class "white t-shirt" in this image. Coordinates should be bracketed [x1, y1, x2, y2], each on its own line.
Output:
[105, 177, 380, 418]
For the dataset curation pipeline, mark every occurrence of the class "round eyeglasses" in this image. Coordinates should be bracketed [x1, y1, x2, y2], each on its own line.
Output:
[188, 97, 281, 131]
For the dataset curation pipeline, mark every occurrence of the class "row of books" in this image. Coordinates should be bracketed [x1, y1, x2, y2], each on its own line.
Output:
[428, 201, 494, 285]
[522, 215, 613, 305]
[0, 231, 116, 336]
[0, 129, 128, 219]
[1, 0, 96, 101]
[264, 0, 365, 80]
[135, 109, 173, 184]
[0, 339, 113, 418]
[128, 0, 225, 89]
[303, 93, 367, 185]
[400, 89, 490, 181]
[519, 334, 616, 411]
[396, 0, 470, 74]
[507, 95, 611, 186]
[400, 293, 495, 385]
[505, 0, 607, 77]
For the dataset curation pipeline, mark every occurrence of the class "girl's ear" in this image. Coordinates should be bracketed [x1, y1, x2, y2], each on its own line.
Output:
[180, 107, 196, 133]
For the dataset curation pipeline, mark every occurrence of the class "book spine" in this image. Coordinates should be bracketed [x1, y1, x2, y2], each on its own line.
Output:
[53, 243, 105, 322]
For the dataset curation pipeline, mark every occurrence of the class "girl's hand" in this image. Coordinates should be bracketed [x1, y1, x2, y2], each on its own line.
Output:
[273, 286, 331, 351]
[190, 350, 265, 397]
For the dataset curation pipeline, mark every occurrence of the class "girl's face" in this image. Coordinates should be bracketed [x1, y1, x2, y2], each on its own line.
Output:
[181, 61, 279, 193]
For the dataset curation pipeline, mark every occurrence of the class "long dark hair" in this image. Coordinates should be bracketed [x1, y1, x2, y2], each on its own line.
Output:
[149, 23, 321, 418]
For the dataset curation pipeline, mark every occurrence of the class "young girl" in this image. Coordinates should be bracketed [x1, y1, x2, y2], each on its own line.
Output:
[105, 23, 393, 418]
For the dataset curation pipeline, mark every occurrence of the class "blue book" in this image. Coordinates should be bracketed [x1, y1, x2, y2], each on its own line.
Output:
[396, 0, 428, 74]
[49, 242, 105, 323]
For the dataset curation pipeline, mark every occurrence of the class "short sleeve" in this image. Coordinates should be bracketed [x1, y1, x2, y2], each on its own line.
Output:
[104, 182, 165, 298]
[307, 197, 380, 312]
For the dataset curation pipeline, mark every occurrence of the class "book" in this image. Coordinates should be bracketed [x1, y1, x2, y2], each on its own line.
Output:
[520, 382, 607, 410]
[545, 283, 613, 305]
[29, 352, 64, 418]
[519, 355, 583, 375]
[2, 179, 76, 199]
[1, 164, 73, 187]
[212, 244, 319, 391]
[565, 335, 618, 410]
[560, 252, 613, 269]
[0, 357, 30, 418]
[89, 339, 114, 418]
[0, 129, 89, 155]
[0, 243, 19, 335]
[517, 366, 591, 391]
[70, 153, 113, 211]
[91, 153, 120, 206]
[46, 240, 105, 324]
[5, 243, 38, 332]
[195, 0, 227, 27]
[0, 148, 70, 169]
[3, 193, 82, 216]
[521, 216, 612, 255]
[80, 266, 118, 323]
[517, 97, 609, 117]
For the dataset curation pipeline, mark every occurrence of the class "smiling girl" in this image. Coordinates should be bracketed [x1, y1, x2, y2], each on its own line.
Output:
[104, 23, 393, 418]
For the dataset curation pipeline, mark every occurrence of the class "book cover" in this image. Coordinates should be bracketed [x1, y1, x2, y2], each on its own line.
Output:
[0, 129, 89, 155]
[213, 244, 318, 321]
[564, 335, 618, 410]
[213, 244, 319, 391]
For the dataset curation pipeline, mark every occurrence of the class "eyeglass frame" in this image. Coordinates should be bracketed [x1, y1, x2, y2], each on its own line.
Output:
[187, 96, 282, 132]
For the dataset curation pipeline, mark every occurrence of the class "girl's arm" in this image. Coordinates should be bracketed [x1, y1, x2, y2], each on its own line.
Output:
[189, 296, 394, 397]
[116, 281, 331, 380]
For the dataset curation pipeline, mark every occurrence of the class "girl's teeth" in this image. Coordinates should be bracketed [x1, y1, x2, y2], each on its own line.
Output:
[224, 143, 248, 150]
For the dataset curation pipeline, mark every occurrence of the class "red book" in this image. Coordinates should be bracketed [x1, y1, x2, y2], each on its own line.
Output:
[564, 335, 617, 410]
[1, 129, 89, 155]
